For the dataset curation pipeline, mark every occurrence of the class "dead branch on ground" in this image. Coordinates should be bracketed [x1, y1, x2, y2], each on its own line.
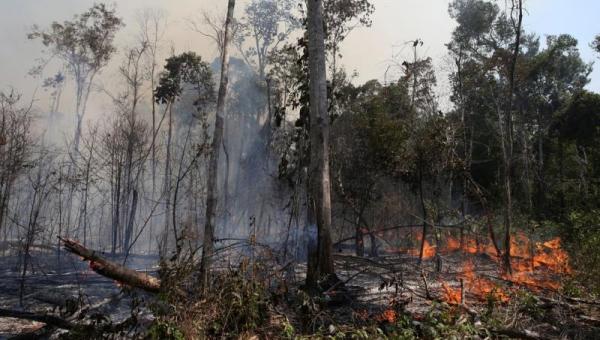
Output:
[59, 237, 161, 293]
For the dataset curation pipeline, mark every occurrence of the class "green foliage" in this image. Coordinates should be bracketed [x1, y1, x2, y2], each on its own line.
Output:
[420, 305, 478, 339]
[203, 265, 273, 337]
[592, 34, 600, 57]
[323, 0, 375, 51]
[147, 321, 185, 340]
[558, 91, 600, 149]
[154, 52, 215, 108]
[237, 0, 300, 77]
[153, 259, 275, 339]
[383, 312, 418, 339]
[560, 210, 600, 296]
[28, 4, 123, 74]
[281, 317, 296, 338]
[515, 290, 545, 320]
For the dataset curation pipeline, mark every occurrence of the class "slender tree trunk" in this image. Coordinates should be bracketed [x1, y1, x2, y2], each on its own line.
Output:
[199, 0, 235, 291]
[418, 166, 429, 265]
[305, 0, 336, 290]
[355, 213, 365, 257]
[111, 159, 122, 255]
[162, 103, 173, 254]
[265, 77, 273, 155]
[123, 189, 138, 257]
[222, 125, 230, 228]
[536, 108, 545, 217]
[502, 0, 523, 274]
[79, 137, 94, 247]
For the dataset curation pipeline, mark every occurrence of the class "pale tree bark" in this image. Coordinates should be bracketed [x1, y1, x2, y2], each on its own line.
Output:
[199, 0, 236, 291]
[305, 0, 336, 290]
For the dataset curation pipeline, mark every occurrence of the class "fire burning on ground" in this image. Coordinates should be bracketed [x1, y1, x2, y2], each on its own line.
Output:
[443, 233, 571, 304]
[382, 228, 572, 304]
[406, 232, 436, 259]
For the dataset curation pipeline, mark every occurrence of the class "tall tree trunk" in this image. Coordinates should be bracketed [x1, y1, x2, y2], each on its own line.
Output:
[199, 0, 235, 291]
[536, 108, 545, 218]
[502, 0, 523, 274]
[111, 160, 122, 255]
[418, 165, 429, 265]
[162, 103, 173, 254]
[305, 0, 336, 290]
[355, 213, 365, 258]
[123, 189, 138, 257]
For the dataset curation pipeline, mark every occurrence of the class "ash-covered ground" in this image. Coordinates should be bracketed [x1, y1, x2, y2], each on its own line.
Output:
[0, 250, 158, 339]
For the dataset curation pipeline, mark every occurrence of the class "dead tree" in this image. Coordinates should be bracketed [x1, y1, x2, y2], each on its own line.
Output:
[19, 156, 55, 306]
[137, 9, 167, 199]
[77, 125, 99, 247]
[137, 10, 167, 251]
[0, 92, 32, 236]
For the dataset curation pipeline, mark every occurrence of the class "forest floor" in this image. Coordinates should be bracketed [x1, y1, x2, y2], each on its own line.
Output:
[0, 251, 158, 339]
[1, 243, 600, 339]
[299, 252, 600, 339]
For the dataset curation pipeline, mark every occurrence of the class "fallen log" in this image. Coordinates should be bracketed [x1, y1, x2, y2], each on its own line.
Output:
[562, 296, 600, 306]
[491, 328, 545, 340]
[59, 237, 161, 293]
[8, 325, 55, 340]
[0, 308, 73, 330]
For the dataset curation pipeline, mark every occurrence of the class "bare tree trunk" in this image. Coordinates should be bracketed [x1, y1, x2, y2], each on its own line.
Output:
[19, 166, 51, 306]
[162, 103, 173, 254]
[305, 0, 336, 290]
[502, 0, 523, 274]
[111, 156, 122, 255]
[536, 108, 545, 217]
[79, 134, 95, 247]
[418, 166, 429, 265]
[222, 124, 230, 228]
[199, 0, 235, 291]
[123, 189, 138, 257]
[355, 213, 365, 257]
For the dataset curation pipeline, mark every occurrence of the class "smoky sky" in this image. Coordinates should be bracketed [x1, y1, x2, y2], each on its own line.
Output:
[0, 0, 598, 117]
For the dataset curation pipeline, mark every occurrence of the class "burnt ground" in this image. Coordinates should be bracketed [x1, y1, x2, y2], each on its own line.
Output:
[0, 250, 158, 339]
[1, 245, 599, 339]
[286, 251, 600, 339]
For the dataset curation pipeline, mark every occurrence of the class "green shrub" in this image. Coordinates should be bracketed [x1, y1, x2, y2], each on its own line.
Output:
[561, 209, 600, 296]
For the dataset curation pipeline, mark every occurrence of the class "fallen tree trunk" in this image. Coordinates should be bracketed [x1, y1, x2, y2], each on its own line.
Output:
[0, 308, 74, 330]
[59, 237, 161, 293]
[491, 328, 544, 340]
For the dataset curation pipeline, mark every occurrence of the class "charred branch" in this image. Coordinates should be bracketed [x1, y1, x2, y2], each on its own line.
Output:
[59, 237, 161, 293]
[0, 308, 74, 330]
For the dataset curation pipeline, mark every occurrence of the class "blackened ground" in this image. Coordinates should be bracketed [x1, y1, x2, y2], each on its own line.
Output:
[0, 250, 158, 339]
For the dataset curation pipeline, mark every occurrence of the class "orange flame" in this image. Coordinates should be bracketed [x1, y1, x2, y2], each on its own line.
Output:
[443, 236, 461, 252]
[407, 232, 436, 259]
[462, 260, 508, 302]
[533, 238, 571, 274]
[441, 282, 461, 304]
[503, 235, 571, 290]
[437, 232, 571, 303]
[381, 309, 397, 323]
